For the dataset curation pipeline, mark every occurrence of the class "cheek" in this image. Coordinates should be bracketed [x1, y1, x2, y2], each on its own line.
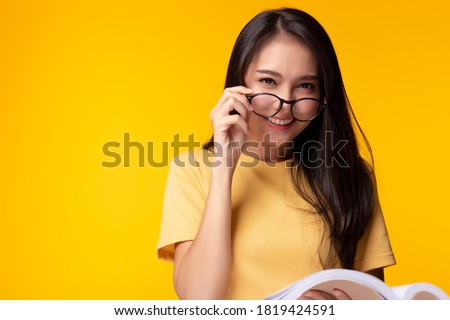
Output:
[248, 112, 265, 132]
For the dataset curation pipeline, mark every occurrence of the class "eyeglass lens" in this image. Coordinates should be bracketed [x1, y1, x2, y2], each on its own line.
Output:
[249, 94, 321, 121]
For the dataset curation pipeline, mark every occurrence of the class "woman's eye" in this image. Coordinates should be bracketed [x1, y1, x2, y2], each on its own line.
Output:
[299, 83, 314, 89]
[259, 78, 276, 85]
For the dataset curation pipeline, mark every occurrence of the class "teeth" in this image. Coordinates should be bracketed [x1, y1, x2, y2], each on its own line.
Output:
[268, 117, 293, 126]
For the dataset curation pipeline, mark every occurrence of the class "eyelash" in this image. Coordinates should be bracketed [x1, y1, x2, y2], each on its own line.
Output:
[299, 83, 314, 89]
[258, 78, 315, 90]
[259, 78, 276, 85]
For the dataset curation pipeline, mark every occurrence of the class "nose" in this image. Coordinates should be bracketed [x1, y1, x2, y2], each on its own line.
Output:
[277, 90, 295, 118]
[279, 89, 295, 102]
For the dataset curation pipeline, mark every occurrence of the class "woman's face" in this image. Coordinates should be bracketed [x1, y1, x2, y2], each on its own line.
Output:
[244, 33, 320, 152]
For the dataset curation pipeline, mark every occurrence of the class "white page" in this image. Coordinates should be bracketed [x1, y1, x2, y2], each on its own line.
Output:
[392, 283, 449, 300]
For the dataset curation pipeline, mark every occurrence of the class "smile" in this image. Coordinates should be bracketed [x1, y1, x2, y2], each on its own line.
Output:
[267, 116, 294, 126]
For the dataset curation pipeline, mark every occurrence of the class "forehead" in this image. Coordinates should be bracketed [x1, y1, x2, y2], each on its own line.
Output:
[247, 34, 318, 76]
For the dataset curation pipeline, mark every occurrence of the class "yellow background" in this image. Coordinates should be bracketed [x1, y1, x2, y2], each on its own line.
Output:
[1, 0, 449, 299]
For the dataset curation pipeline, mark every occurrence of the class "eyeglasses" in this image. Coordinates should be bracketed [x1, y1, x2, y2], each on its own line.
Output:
[246, 93, 326, 122]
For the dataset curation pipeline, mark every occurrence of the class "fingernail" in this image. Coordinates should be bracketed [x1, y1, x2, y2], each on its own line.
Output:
[333, 289, 343, 298]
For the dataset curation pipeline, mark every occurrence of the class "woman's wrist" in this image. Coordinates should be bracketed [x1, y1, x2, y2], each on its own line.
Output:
[211, 157, 236, 181]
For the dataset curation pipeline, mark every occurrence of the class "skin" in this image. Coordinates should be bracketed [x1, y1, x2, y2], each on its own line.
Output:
[243, 33, 321, 161]
[173, 33, 385, 300]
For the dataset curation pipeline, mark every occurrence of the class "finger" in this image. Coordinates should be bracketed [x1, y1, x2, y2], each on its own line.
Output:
[211, 95, 249, 121]
[297, 294, 313, 300]
[225, 86, 253, 95]
[333, 289, 352, 300]
[229, 114, 249, 136]
[224, 98, 248, 119]
[216, 87, 253, 112]
[222, 114, 249, 135]
[226, 90, 253, 113]
[214, 114, 249, 135]
[298, 290, 335, 300]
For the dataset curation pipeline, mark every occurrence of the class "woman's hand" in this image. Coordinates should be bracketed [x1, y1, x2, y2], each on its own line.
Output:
[298, 289, 352, 300]
[209, 86, 253, 171]
[173, 86, 253, 299]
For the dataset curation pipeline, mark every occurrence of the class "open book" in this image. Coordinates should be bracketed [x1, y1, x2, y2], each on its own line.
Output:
[264, 269, 449, 300]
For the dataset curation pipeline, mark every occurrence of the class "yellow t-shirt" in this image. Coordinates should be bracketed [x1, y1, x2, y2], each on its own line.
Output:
[157, 148, 396, 299]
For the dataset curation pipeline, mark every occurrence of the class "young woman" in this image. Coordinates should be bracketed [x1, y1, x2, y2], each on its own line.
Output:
[157, 8, 395, 300]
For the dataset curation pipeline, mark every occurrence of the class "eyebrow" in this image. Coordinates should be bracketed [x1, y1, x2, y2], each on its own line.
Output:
[256, 69, 282, 77]
[256, 69, 319, 81]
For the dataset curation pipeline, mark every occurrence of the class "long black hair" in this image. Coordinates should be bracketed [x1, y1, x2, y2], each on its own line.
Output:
[204, 8, 374, 269]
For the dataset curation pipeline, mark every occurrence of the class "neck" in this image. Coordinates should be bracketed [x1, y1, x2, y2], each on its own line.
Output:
[242, 140, 294, 162]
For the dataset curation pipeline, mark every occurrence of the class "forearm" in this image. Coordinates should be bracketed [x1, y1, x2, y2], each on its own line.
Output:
[174, 166, 233, 299]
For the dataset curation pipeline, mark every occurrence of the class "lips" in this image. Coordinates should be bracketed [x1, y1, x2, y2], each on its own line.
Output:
[267, 116, 294, 126]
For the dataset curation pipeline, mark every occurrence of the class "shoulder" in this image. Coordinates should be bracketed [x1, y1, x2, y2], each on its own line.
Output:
[171, 148, 214, 170]
[168, 148, 213, 186]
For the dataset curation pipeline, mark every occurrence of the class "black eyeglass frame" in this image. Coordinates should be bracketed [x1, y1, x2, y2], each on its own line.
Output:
[246, 92, 327, 122]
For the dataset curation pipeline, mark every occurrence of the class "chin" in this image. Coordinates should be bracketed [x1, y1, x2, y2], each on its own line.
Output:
[267, 129, 302, 143]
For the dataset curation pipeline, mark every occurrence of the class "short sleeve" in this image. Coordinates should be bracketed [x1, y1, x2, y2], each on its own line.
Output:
[353, 166, 396, 271]
[156, 151, 210, 262]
